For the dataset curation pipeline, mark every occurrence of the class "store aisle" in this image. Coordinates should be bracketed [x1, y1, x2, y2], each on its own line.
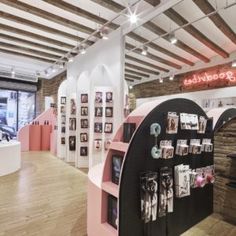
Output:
[0, 152, 87, 236]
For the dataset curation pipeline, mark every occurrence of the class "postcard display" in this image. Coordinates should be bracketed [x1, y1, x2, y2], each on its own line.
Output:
[100, 98, 214, 236]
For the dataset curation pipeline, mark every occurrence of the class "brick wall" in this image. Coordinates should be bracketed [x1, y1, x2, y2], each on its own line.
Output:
[36, 71, 66, 115]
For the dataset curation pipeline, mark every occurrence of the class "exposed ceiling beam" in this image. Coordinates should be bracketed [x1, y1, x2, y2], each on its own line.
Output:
[125, 62, 160, 75]
[145, 0, 161, 7]
[0, 33, 67, 55]
[0, 10, 94, 42]
[0, 48, 55, 63]
[91, 0, 123, 13]
[125, 68, 149, 78]
[164, 8, 229, 58]
[0, 0, 101, 38]
[193, 0, 236, 45]
[126, 54, 169, 72]
[126, 43, 181, 69]
[143, 21, 210, 63]
[125, 73, 142, 80]
[125, 78, 134, 82]
[128, 32, 195, 66]
[42, 0, 118, 30]
[0, 23, 76, 49]
[0, 41, 62, 60]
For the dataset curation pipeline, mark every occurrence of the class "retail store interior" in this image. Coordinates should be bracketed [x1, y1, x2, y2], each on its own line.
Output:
[0, 0, 236, 235]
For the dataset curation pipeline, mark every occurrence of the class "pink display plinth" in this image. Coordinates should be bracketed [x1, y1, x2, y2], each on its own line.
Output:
[41, 125, 52, 151]
[29, 125, 41, 151]
[50, 130, 57, 155]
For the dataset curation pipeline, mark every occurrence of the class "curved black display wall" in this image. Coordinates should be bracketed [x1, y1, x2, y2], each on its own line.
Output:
[214, 108, 236, 131]
[119, 98, 214, 236]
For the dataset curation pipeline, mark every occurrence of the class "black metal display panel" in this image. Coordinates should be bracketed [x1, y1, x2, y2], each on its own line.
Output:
[214, 108, 236, 131]
[119, 98, 214, 236]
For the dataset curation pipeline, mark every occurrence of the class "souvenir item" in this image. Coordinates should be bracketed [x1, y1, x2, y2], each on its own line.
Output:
[150, 123, 162, 159]
[175, 164, 190, 198]
[166, 112, 179, 134]
[160, 140, 174, 159]
[176, 140, 189, 156]
[123, 123, 136, 143]
[158, 167, 173, 217]
[205, 165, 215, 184]
[198, 116, 207, 134]
[140, 171, 158, 223]
[202, 139, 213, 152]
[180, 113, 199, 130]
[112, 155, 123, 185]
[189, 139, 202, 154]
[108, 195, 118, 229]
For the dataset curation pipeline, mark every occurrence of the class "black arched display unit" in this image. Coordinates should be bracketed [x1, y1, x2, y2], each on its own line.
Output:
[119, 98, 214, 236]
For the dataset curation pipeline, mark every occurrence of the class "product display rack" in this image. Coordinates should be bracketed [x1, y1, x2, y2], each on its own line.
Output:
[90, 98, 214, 236]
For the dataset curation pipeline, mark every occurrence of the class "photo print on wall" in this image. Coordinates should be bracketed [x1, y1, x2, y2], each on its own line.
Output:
[60, 106, 66, 114]
[70, 98, 76, 115]
[106, 92, 113, 103]
[104, 122, 113, 133]
[95, 107, 103, 117]
[81, 119, 89, 129]
[69, 136, 76, 151]
[81, 107, 88, 116]
[80, 146, 88, 156]
[61, 126, 66, 133]
[81, 94, 88, 103]
[105, 107, 113, 117]
[69, 118, 76, 131]
[61, 137, 65, 145]
[94, 122, 103, 133]
[112, 155, 123, 185]
[95, 92, 103, 103]
[80, 133, 88, 142]
[60, 96, 66, 105]
[108, 195, 118, 229]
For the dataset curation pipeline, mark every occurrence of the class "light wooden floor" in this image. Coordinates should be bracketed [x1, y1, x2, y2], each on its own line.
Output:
[0, 152, 87, 236]
[0, 152, 235, 236]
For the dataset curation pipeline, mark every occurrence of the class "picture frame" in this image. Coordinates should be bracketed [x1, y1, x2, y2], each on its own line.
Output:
[81, 119, 89, 129]
[60, 106, 66, 114]
[94, 139, 102, 151]
[61, 137, 65, 145]
[69, 136, 76, 151]
[61, 115, 66, 125]
[112, 155, 123, 185]
[61, 126, 66, 133]
[108, 195, 118, 229]
[95, 107, 103, 117]
[105, 107, 113, 117]
[70, 98, 76, 115]
[94, 122, 103, 133]
[104, 122, 113, 133]
[81, 94, 88, 103]
[60, 96, 66, 105]
[80, 146, 88, 156]
[106, 92, 113, 103]
[69, 118, 76, 131]
[81, 107, 88, 116]
[95, 92, 103, 103]
[80, 133, 88, 142]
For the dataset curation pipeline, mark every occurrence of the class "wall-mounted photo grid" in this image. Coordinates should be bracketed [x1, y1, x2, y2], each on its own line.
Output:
[93, 90, 114, 152]
[60, 96, 66, 146]
[79, 93, 89, 157]
[69, 98, 77, 151]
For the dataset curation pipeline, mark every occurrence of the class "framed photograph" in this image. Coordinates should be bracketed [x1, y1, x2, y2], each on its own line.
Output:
[108, 195, 118, 229]
[61, 137, 65, 145]
[81, 94, 88, 103]
[81, 107, 88, 116]
[69, 118, 76, 131]
[60, 106, 66, 114]
[105, 107, 113, 117]
[105, 138, 112, 150]
[95, 107, 103, 117]
[95, 92, 103, 103]
[104, 122, 113, 133]
[81, 119, 89, 129]
[94, 139, 102, 151]
[80, 147, 88, 156]
[61, 96, 66, 105]
[106, 92, 113, 103]
[61, 126, 66, 133]
[69, 136, 76, 151]
[70, 98, 76, 115]
[94, 122, 103, 133]
[112, 155, 123, 185]
[166, 112, 179, 134]
[80, 133, 88, 142]
[61, 115, 66, 125]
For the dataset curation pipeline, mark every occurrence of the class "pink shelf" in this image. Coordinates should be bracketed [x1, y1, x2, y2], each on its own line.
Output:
[102, 181, 119, 198]
[109, 142, 129, 153]
[102, 223, 117, 236]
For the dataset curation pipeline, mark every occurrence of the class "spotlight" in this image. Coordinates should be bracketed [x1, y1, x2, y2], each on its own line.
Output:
[79, 45, 86, 55]
[159, 78, 163, 83]
[141, 45, 148, 56]
[169, 75, 174, 81]
[232, 60, 236, 67]
[59, 62, 64, 69]
[129, 85, 133, 89]
[100, 28, 109, 40]
[11, 67, 15, 77]
[169, 32, 177, 44]
[129, 12, 138, 24]
[68, 55, 74, 63]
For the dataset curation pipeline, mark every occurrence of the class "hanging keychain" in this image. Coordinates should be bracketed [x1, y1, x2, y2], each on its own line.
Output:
[150, 123, 162, 159]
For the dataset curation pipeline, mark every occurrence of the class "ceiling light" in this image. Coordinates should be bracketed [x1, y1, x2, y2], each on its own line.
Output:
[68, 55, 74, 63]
[129, 85, 133, 89]
[11, 67, 15, 77]
[79, 45, 86, 55]
[59, 62, 64, 69]
[169, 32, 178, 44]
[159, 78, 163, 83]
[100, 28, 109, 40]
[169, 75, 174, 81]
[232, 60, 236, 67]
[129, 12, 138, 24]
[141, 45, 148, 56]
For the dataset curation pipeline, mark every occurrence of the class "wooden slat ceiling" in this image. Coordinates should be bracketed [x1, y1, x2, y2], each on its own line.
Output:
[0, 0, 235, 83]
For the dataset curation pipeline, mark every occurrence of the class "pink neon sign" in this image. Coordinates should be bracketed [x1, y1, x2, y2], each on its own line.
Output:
[183, 70, 236, 87]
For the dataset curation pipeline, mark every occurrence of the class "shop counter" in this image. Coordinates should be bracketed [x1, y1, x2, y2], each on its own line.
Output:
[0, 140, 21, 176]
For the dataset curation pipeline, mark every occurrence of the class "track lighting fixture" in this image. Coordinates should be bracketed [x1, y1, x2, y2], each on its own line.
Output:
[141, 45, 148, 56]
[59, 62, 64, 69]
[169, 32, 178, 44]
[159, 78, 163, 83]
[232, 60, 236, 67]
[129, 85, 133, 89]
[169, 75, 174, 81]
[79, 45, 86, 55]
[100, 27, 109, 40]
[11, 67, 15, 77]
[68, 54, 74, 63]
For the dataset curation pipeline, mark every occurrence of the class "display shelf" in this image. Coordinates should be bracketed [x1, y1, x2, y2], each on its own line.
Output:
[109, 142, 129, 153]
[102, 223, 117, 235]
[226, 182, 236, 189]
[227, 153, 236, 158]
[102, 182, 119, 198]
